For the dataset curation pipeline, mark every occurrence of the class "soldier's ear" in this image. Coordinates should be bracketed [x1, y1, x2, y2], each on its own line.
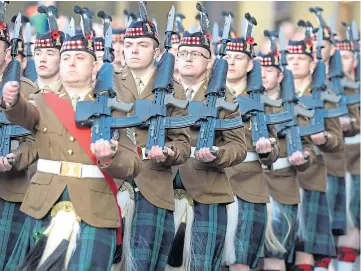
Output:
[4, 47, 11, 64]
[92, 60, 99, 81]
[353, 54, 358, 70]
[310, 59, 316, 73]
[277, 71, 284, 84]
[330, 44, 336, 57]
[154, 47, 160, 60]
[246, 58, 254, 72]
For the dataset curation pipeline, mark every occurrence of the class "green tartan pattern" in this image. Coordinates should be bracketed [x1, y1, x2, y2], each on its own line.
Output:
[130, 191, 174, 271]
[264, 201, 298, 259]
[0, 200, 27, 271]
[326, 175, 347, 236]
[234, 198, 267, 268]
[190, 202, 227, 271]
[349, 174, 360, 228]
[295, 189, 336, 257]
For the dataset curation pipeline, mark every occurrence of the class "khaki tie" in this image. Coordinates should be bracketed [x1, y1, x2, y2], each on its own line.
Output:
[71, 94, 80, 110]
[230, 88, 237, 96]
[185, 88, 194, 101]
[41, 85, 52, 94]
[135, 77, 144, 95]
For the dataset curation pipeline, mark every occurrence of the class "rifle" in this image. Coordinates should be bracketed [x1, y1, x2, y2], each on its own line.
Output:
[76, 4, 194, 154]
[299, 27, 349, 128]
[0, 13, 31, 164]
[236, 13, 293, 146]
[188, 7, 243, 155]
[275, 27, 325, 157]
[23, 22, 37, 82]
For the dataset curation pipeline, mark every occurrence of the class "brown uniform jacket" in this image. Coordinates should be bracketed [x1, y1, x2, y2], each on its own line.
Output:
[3, 88, 142, 228]
[173, 80, 247, 205]
[323, 86, 360, 177]
[344, 86, 360, 175]
[297, 85, 343, 192]
[115, 66, 191, 211]
[225, 89, 280, 204]
[262, 96, 315, 205]
[0, 77, 37, 202]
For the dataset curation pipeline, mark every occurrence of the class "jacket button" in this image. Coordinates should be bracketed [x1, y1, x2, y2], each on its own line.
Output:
[69, 136, 75, 142]
[68, 150, 73, 155]
[43, 127, 47, 132]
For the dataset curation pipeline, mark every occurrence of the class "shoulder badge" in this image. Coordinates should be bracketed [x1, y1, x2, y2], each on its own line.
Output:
[126, 128, 137, 145]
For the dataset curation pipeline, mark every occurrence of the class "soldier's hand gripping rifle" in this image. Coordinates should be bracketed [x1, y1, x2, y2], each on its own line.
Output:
[236, 14, 293, 147]
[188, 6, 243, 156]
[275, 27, 325, 157]
[23, 22, 37, 82]
[299, 27, 349, 128]
[0, 13, 31, 164]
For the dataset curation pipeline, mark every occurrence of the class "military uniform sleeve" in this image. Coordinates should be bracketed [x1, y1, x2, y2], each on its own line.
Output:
[161, 83, 191, 167]
[12, 137, 38, 171]
[2, 93, 40, 132]
[343, 87, 360, 137]
[293, 115, 315, 172]
[317, 100, 343, 153]
[19, 77, 38, 99]
[259, 105, 280, 166]
[98, 108, 142, 180]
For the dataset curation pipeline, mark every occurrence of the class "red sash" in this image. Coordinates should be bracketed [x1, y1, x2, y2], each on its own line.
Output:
[43, 92, 122, 245]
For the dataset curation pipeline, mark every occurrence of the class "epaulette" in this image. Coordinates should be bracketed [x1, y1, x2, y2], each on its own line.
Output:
[114, 67, 123, 74]
[20, 76, 38, 89]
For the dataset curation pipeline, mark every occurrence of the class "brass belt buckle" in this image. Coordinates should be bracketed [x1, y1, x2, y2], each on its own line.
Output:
[60, 161, 82, 178]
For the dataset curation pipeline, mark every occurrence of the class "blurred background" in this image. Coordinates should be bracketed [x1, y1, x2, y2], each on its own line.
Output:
[5, 1, 361, 52]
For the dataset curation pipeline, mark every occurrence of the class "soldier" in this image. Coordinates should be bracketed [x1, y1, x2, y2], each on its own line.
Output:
[310, 13, 360, 271]
[114, 4, 191, 270]
[287, 30, 343, 271]
[334, 23, 361, 271]
[0, 12, 141, 271]
[112, 27, 126, 70]
[171, 13, 247, 271]
[0, 11, 38, 270]
[33, 5, 64, 93]
[256, 32, 315, 271]
[221, 25, 280, 271]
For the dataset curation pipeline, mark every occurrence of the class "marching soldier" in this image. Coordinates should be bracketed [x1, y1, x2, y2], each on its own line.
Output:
[114, 3, 191, 270]
[112, 27, 126, 70]
[167, 5, 247, 270]
[310, 10, 360, 270]
[256, 32, 315, 271]
[1, 10, 141, 271]
[33, 5, 64, 93]
[287, 28, 343, 271]
[222, 20, 280, 271]
[334, 22, 361, 271]
[0, 10, 38, 270]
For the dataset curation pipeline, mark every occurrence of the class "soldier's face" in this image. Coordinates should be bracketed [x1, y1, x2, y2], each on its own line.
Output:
[112, 40, 124, 65]
[287, 54, 314, 79]
[177, 46, 211, 79]
[34, 48, 60, 80]
[60, 51, 97, 86]
[124, 38, 160, 70]
[312, 39, 334, 63]
[5, 47, 27, 72]
[225, 51, 253, 81]
[261, 66, 283, 91]
[340, 50, 356, 75]
[169, 43, 179, 57]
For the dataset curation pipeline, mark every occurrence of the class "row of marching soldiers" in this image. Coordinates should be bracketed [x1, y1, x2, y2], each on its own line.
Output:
[0, 1, 359, 271]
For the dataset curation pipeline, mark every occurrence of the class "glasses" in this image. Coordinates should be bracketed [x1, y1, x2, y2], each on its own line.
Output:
[177, 51, 210, 60]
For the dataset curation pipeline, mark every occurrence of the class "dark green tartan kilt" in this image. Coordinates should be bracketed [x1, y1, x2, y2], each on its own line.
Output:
[349, 174, 360, 229]
[326, 174, 347, 236]
[233, 197, 267, 269]
[294, 189, 336, 258]
[4, 189, 116, 271]
[0, 199, 27, 271]
[130, 190, 175, 271]
[264, 201, 298, 260]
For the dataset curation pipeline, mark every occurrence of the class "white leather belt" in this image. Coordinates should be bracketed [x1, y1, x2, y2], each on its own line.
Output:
[344, 134, 360, 145]
[243, 152, 259, 162]
[271, 157, 291, 171]
[190, 147, 196, 158]
[37, 159, 104, 178]
[314, 146, 322, 156]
